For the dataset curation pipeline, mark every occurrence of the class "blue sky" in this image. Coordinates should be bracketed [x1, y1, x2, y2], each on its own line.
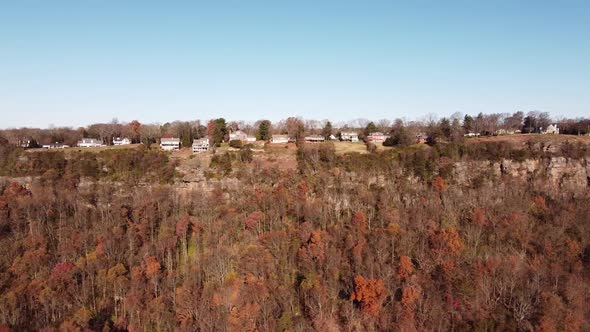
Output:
[0, 0, 589, 128]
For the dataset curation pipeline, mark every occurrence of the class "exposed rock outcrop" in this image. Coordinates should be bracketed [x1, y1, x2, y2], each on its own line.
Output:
[453, 157, 590, 192]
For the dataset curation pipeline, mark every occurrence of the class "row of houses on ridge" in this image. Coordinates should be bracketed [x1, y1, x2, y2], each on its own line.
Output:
[465, 124, 558, 137]
[75, 137, 133, 148]
[161, 124, 564, 153]
[159, 136, 212, 153]
[37, 138, 132, 149]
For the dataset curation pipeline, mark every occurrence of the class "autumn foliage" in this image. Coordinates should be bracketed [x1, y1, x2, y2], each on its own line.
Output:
[398, 255, 413, 280]
[350, 275, 388, 316]
[432, 176, 447, 192]
[0, 140, 589, 331]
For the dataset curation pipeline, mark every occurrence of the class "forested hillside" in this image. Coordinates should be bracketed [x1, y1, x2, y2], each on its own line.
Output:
[1, 140, 589, 331]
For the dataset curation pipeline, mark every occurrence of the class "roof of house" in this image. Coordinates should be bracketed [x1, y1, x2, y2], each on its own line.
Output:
[193, 138, 209, 144]
[79, 138, 101, 143]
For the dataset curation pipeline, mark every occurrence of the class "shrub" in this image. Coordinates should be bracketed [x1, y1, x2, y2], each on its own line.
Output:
[229, 139, 243, 149]
[210, 153, 233, 175]
[239, 148, 253, 163]
[384, 127, 413, 147]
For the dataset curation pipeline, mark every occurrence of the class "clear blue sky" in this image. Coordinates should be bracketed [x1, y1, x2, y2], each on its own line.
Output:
[1, 0, 589, 128]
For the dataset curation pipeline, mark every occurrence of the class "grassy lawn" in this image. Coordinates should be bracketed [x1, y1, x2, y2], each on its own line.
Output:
[375, 143, 394, 151]
[333, 141, 368, 154]
[69, 144, 142, 153]
[264, 143, 297, 156]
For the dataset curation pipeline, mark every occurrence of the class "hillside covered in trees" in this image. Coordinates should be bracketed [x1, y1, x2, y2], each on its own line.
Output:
[1, 131, 590, 331]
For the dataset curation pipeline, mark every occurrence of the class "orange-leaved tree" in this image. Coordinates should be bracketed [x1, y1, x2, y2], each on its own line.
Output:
[350, 275, 388, 317]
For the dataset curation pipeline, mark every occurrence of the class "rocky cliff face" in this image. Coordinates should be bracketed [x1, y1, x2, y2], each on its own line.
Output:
[453, 157, 590, 192]
[2, 156, 589, 194]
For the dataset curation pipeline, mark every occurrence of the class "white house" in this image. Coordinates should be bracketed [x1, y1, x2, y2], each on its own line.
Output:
[543, 124, 560, 134]
[229, 130, 247, 141]
[42, 142, 69, 149]
[495, 129, 519, 136]
[113, 137, 131, 145]
[160, 137, 181, 151]
[416, 133, 428, 144]
[340, 132, 359, 142]
[230, 130, 256, 143]
[18, 139, 32, 148]
[192, 138, 210, 153]
[464, 132, 481, 138]
[77, 138, 104, 148]
[305, 135, 325, 143]
[367, 132, 390, 143]
[271, 135, 289, 144]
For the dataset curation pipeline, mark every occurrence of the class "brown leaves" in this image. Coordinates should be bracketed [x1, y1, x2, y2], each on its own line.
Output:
[530, 195, 551, 219]
[228, 302, 261, 332]
[432, 176, 448, 192]
[564, 311, 584, 332]
[175, 215, 190, 238]
[398, 256, 413, 280]
[440, 228, 465, 254]
[350, 275, 388, 317]
[386, 222, 402, 236]
[143, 256, 161, 280]
[3, 182, 30, 198]
[429, 227, 465, 256]
[352, 211, 368, 233]
[352, 238, 366, 262]
[296, 180, 308, 200]
[470, 208, 487, 226]
[245, 211, 264, 230]
[50, 262, 75, 282]
[401, 284, 420, 308]
[298, 230, 327, 266]
[565, 239, 581, 259]
[533, 195, 548, 213]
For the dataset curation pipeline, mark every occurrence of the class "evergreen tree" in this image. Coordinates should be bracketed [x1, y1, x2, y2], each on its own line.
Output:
[463, 115, 474, 133]
[257, 120, 272, 141]
[321, 121, 333, 140]
[207, 118, 227, 146]
[439, 118, 452, 140]
[364, 122, 378, 137]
